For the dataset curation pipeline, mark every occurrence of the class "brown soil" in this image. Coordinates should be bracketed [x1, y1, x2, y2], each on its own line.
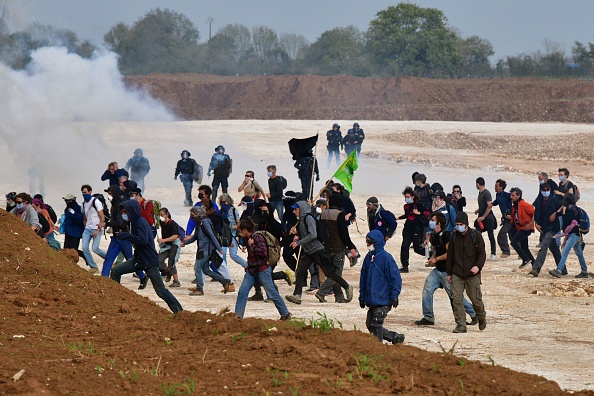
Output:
[125, 74, 594, 122]
[1, 210, 588, 395]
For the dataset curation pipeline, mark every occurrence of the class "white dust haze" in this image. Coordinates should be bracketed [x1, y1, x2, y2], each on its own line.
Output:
[0, 47, 174, 198]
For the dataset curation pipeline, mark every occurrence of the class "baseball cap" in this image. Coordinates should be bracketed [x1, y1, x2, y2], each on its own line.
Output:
[62, 193, 76, 200]
[291, 203, 299, 209]
[315, 199, 327, 206]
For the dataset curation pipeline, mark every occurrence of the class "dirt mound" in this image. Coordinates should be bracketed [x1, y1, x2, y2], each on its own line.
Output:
[125, 74, 594, 122]
[532, 280, 594, 297]
[1, 210, 589, 395]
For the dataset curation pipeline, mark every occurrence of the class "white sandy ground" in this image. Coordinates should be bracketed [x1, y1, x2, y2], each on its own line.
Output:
[1, 120, 594, 391]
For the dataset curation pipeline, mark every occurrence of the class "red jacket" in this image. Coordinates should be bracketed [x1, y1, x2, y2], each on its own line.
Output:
[510, 199, 534, 232]
[139, 199, 155, 226]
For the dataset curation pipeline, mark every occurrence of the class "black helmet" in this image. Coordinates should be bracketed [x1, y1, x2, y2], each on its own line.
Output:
[215, 145, 225, 153]
[353, 122, 360, 128]
[5, 191, 16, 200]
[333, 123, 340, 129]
[181, 150, 191, 158]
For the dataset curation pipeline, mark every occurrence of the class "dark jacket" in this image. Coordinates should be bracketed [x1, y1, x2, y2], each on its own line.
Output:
[533, 194, 561, 233]
[63, 201, 85, 238]
[258, 211, 285, 243]
[563, 205, 581, 236]
[398, 201, 429, 231]
[125, 156, 150, 179]
[359, 230, 401, 307]
[320, 208, 356, 253]
[343, 129, 365, 148]
[184, 217, 222, 254]
[268, 176, 285, 202]
[368, 205, 398, 238]
[446, 228, 486, 279]
[295, 201, 324, 255]
[106, 185, 128, 232]
[101, 168, 128, 186]
[294, 156, 319, 179]
[175, 158, 194, 177]
[326, 129, 343, 149]
[208, 153, 232, 177]
[116, 200, 159, 269]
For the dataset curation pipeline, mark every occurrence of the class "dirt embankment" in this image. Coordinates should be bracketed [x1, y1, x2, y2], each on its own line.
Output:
[125, 74, 594, 122]
[1, 209, 588, 395]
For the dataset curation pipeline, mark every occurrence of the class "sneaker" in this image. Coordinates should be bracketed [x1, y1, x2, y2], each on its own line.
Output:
[500, 253, 510, 258]
[165, 274, 172, 283]
[248, 293, 264, 301]
[467, 316, 478, 326]
[528, 269, 539, 277]
[392, 333, 405, 344]
[575, 272, 589, 279]
[88, 267, 99, 274]
[169, 280, 181, 288]
[285, 294, 302, 305]
[264, 297, 273, 303]
[305, 287, 318, 295]
[284, 270, 294, 286]
[222, 279, 231, 294]
[490, 254, 497, 260]
[548, 269, 562, 278]
[478, 317, 487, 331]
[280, 313, 292, 321]
[399, 267, 409, 273]
[223, 284, 235, 293]
[335, 297, 346, 304]
[189, 289, 204, 296]
[519, 260, 531, 269]
[188, 286, 197, 291]
[345, 285, 354, 303]
[314, 291, 326, 303]
[414, 318, 435, 326]
[138, 276, 149, 290]
[561, 270, 568, 276]
[452, 326, 467, 333]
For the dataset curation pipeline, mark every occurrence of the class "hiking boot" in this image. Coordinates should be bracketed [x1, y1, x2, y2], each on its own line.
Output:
[191, 279, 197, 284]
[222, 279, 231, 294]
[452, 326, 467, 333]
[222, 283, 235, 293]
[529, 269, 539, 277]
[314, 291, 327, 303]
[165, 274, 172, 283]
[500, 253, 511, 258]
[467, 316, 478, 326]
[248, 292, 264, 301]
[345, 285, 354, 303]
[392, 333, 405, 344]
[280, 313, 292, 321]
[284, 270, 294, 286]
[561, 270, 568, 276]
[285, 294, 302, 305]
[189, 289, 204, 296]
[575, 272, 589, 279]
[478, 317, 487, 331]
[548, 269, 562, 278]
[169, 280, 181, 288]
[490, 254, 497, 260]
[138, 276, 149, 290]
[399, 266, 409, 273]
[305, 287, 318, 295]
[88, 267, 99, 274]
[519, 260, 531, 269]
[335, 297, 346, 303]
[414, 318, 435, 326]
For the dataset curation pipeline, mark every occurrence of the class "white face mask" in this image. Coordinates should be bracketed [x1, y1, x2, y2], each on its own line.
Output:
[159, 216, 166, 222]
[315, 207, 322, 214]
[539, 179, 545, 185]
[405, 197, 413, 204]
[429, 220, 437, 230]
[367, 245, 375, 252]
[267, 171, 273, 177]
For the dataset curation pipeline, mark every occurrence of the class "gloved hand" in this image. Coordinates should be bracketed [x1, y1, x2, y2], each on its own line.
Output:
[359, 299, 365, 309]
[68, 208, 75, 214]
[207, 171, 211, 177]
[316, 174, 320, 182]
[391, 298, 399, 308]
[174, 175, 178, 180]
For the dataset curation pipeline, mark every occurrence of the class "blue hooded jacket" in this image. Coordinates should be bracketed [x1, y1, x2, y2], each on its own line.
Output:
[359, 230, 402, 307]
[116, 200, 159, 269]
[63, 201, 85, 238]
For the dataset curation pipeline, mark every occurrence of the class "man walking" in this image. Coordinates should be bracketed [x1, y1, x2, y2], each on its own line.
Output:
[208, 145, 232, 201]
[125, 148, 150, 193]
[326, 123, 343, 167]
[447, 212, 487, 333]
[81, 184, 107, 273]
[359, 230, 404, 344]
[174, 150, 197, 207]
[366, 196, 397, 242]
[265, 165, 286, 223]
[508, 187, 536, 268]
[492, 179, 512, 258]
[530, 184, 562, 277]
[343, 123, 365, 158]
[474, 177, 497, 260]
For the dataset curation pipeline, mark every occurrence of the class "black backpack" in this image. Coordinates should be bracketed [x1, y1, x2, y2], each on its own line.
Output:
[304, 214, 328, 244]
[218, 212, 233, 247]
[38, 213, 50, 234]
[92, 194, 110, 221]
[46, 204, 58, 223]
[279, 176, 288, 190]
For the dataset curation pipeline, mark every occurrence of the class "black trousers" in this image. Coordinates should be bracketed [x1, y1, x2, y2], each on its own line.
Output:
[366, 305, 397, 343]
[293, 250, 348, 296]
[400, 227, 425, 268]
[64, 235, 89, 265]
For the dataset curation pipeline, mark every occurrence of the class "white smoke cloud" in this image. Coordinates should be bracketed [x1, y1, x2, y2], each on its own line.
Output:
[0, 47, 174, 197]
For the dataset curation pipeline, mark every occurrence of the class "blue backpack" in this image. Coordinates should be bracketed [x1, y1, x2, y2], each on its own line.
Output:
[576, 206, 590, 235]
[177, 224, 187, 240]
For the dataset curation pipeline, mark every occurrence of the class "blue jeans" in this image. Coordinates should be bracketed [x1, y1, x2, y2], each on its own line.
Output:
[556, 233, 588, 273]
[422, 269, 475, 323]
[235, 267, 289, 318]
[223, 243, 247, 268]
[110, 259, 182, 313]
[180, 174, 193, 205]
[327, 148, 340, 167]
[532, 230, 561, 272]
[195, 250, 226, 290]
[101, 237, 144, 278]
[82, 228, 106, 269]
[269, 200, 284, 227]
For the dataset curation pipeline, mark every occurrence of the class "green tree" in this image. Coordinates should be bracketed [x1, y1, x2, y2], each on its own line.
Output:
[104, 8, 200, 74]
[367, 3, 461, 77]
[216, 24, 253, 64]
[457, 34, 494, 77]
[251, 25, 286, 71]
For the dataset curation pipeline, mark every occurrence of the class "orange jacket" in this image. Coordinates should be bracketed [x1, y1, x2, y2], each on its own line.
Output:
[510, 199, 534, 231]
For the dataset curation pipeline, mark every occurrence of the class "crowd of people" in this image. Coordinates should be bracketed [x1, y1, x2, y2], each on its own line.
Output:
[5, 141, 591, 342]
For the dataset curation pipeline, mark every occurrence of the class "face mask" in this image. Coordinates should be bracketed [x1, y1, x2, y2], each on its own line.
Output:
[267, 171, 273, 177]
[261, 211, 270, 217]
[130, 196, 136, 200]
[455, 224, 467, 233]
[159, 216, 166, 222]
[107, 196, 113, 202]
[405, 197, 413, 204]
[367, 245, 375, 252]
[541, 190, 550, 197]
[16, 203, 25, 210]
[8, 201, 15, 207]
[559, 175, 566, 182]
[315, 207, 322, 214]
[429, 220, 437, 230]
[83, 193, 92, 202]
[539, 179, 545, 185]
[122, 214, 129, 221]
[198, 193, 204, 200]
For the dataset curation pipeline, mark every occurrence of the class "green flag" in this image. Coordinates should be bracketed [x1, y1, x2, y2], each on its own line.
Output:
[332, 150, 358, 192]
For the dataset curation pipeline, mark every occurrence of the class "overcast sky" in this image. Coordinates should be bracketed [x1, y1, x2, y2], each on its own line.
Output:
[9, 0, 594, 61]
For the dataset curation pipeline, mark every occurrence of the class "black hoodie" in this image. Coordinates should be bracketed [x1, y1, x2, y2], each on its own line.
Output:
[116, 200, 159, 269]
[107, 185, 128, 232]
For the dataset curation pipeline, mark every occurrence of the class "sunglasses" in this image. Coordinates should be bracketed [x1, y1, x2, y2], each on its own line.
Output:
[542, 188, 551, 192]
[15, 200, 24, 204]
[366, 202, 375, 206]
[366, 239, 373, 245]
[453, 190, 461, 193]
[261, 211, 269, 214]
[245, 175, 252, 178]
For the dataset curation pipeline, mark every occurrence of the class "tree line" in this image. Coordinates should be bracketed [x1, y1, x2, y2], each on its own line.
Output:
[2, 3, 594, 79]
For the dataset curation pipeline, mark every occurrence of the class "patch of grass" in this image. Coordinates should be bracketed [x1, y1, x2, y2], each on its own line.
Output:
[289, 386, 301, 395]
[457, 359, 466, 367]
[487, 355, 495, 366]
[308, 312, 341, 332]
[94, 365, 104, 373]
[164, 337, 173, 346]
[432, 364, 442, 373]
[160, 377, 196, 395]
[459, 378, 465, 396]
[286, 317, 307, 330]
[354, 354, 390, 384]
[231, 332, 247, 344]
[66, 341, 95, 355]
[266, 367, 288, 387]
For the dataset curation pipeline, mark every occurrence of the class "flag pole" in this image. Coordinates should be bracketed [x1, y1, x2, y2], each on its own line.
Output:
[308, 132, 319, 202]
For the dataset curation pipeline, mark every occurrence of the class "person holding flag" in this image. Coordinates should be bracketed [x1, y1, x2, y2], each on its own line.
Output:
[289, 135, 319, 201]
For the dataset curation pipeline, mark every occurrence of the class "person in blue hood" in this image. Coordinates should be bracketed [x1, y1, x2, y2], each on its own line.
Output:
[359, 230, 405, 344]
[110, 200, 183, 314]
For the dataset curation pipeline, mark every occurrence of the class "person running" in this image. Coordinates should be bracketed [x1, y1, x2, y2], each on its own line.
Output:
[174, 150, 197, 207]
[60, 193, 91, 266]
[359, 230, 404, 344]
[157, 208, 182, 288]
[80, 184, 107, 274]
[530, 183, 562, 277]
[10, 193, 42, 235]
[507, 187, 536, 269]
[265, 165, 286, 223]
[492, 179, 512, 258]
[110, 200, 183, 314]
[397, 187, 429, 273]
[474, 177, 497, 260]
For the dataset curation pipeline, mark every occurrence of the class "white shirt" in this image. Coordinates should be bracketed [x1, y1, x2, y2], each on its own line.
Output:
[83, 198, 103, 230]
